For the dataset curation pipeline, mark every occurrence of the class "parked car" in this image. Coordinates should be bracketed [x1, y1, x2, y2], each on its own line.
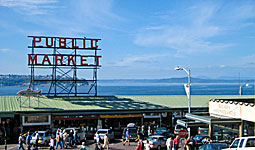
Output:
[222, 136, 255, 150]
[174, 124, 187, 134]
[193, 135, 210, 148]
[143, 135, 167, 150]
[31, 131, 51, 145]
[199, 143, 228, 150]
[154, 131, 175, 138]
[64, 128, 86, 143]
[122, 127, 138, 141]
[94, 129, 114, 143]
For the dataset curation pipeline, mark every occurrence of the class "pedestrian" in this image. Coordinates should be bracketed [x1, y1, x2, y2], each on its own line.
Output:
[166, 136, 173, 150]
[49, 137, 55, 150]
[140, 139, 144, 150]
[148, 127, 151, 137]
[74, 130, 78, 146]
[103, 133, 109, 150]
[55, 132, 62, 149]
[123, 128, 130, 146]
[18, 133, 25, 150]
[94, 143, 99, 150]
[31, 144, 38, 150]
[185, 137, 190, 150]
[69, 130, 74, 147]
[80, 142, 87, 150]
[26, 132, 32, 150]
[145, 140, 150, 150]
[59, 129, 64, 148]
[136, 141, 142, 150]
[173, 135, 180, 150]
[35, 131, 39, 148]
[63, 131, 68, 148]
[189, 136, 195, 150]
[97, 142, 103, 150]
[135, 134, 141, 142]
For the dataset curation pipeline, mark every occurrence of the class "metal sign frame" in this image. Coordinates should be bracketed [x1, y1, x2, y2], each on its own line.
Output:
[28, 36, 101, 97]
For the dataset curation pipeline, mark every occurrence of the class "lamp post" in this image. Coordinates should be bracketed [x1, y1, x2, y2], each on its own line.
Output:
[174, 66, 191, 113]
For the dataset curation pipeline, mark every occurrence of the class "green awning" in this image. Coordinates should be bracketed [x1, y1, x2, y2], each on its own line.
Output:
[0, 112, 14, 118]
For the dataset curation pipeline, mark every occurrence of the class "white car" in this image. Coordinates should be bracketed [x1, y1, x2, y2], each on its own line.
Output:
[63, 128, 86, 143]
[223, 136, 255, 150]
[143, 135, 167, 150]
[31, 131, 51, 145]
[94, 129, 114, 143]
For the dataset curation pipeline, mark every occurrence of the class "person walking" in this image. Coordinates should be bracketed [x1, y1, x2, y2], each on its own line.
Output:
[145, 140, 150, 150]
[185, 137, 190, 150]
[103, 133, 109, 150]
[173, 135, 180, 150]
[18, 133, 25, 150]
[74, 130, 78, 146]
[80, 142, 87, 150]
[136, 141, 142, 150]
[63, 131, 68, 148]
[55, 133, 62, 149]
[123, 128, 130, 146]
[189, 136, 195, 150]
[69, 130, 74, 147]
[49, 137, 55, 150]
[35, 131, 39, 148]
[26, 132, 32, 150]
[166, 136, 173, 150]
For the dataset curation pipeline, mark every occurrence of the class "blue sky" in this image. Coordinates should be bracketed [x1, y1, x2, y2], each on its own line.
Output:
[0, 0, 254, 79]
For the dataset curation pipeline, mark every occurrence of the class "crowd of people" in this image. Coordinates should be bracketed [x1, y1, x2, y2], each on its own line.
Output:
[18, 129, 84, 150]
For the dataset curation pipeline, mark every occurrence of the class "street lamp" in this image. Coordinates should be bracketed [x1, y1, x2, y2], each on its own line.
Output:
[174, 66, 191, 113]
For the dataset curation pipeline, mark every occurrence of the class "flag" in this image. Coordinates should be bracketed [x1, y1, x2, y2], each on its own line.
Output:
[184, 84, 190, 99]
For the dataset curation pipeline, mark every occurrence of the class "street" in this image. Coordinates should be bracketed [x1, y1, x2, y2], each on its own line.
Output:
[0, 139, 149, 150]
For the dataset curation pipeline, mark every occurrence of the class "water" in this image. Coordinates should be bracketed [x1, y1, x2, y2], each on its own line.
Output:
[0, 83, 254, 96]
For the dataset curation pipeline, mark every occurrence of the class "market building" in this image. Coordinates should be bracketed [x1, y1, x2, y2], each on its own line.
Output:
[177, 97, 255, 143]
[0, 95, 253, 143]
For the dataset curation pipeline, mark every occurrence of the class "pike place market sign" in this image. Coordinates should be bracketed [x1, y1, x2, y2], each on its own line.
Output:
[28, 36, 101, 66]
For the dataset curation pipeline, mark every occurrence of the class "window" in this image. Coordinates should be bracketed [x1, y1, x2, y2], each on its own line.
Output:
[230, 139, 239, 148]
[245, 138, 255, 147]
[239, 139, 244, 148]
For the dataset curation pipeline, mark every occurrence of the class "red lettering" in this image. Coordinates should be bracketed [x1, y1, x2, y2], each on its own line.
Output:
[68, 55, 76, 65]
[33, 37, 41, 47]
[28, 54, 38, 65]
[91, 39, 99, 49]
[42, 54, 51, 65]
[94, 56, 101, 66]
[46, 37, 53, 47]
[55, 55, 65, 65]
[72, 38, 79, 49]
[83, 38, 86, 48]
[81, 56, 88, 66]
[59, 38, 66, 48]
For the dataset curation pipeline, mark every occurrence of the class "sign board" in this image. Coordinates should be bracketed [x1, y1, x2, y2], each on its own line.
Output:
[209, 101, 241, 119]
[178, 129, 187, 138]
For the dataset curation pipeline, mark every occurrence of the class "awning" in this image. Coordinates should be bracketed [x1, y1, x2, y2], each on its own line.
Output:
[0, 112, 14, 118]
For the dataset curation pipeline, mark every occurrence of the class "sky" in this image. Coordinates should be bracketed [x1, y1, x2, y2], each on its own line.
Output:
[0, 0, 254, 79]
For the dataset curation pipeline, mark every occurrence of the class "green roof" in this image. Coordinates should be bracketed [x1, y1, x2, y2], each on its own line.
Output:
[0, 95, 253, 113]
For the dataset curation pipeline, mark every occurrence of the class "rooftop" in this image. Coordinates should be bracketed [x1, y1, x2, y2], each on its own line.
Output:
[0, 95, 253, 113]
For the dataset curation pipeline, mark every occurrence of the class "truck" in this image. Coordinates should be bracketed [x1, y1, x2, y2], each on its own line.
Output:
[222, 136, 255, 150]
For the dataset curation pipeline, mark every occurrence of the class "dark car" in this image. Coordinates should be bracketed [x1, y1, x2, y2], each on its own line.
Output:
[154, 131, 175, 138]
[193, 135, 209, 148]
[198, 143, 228, 150]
